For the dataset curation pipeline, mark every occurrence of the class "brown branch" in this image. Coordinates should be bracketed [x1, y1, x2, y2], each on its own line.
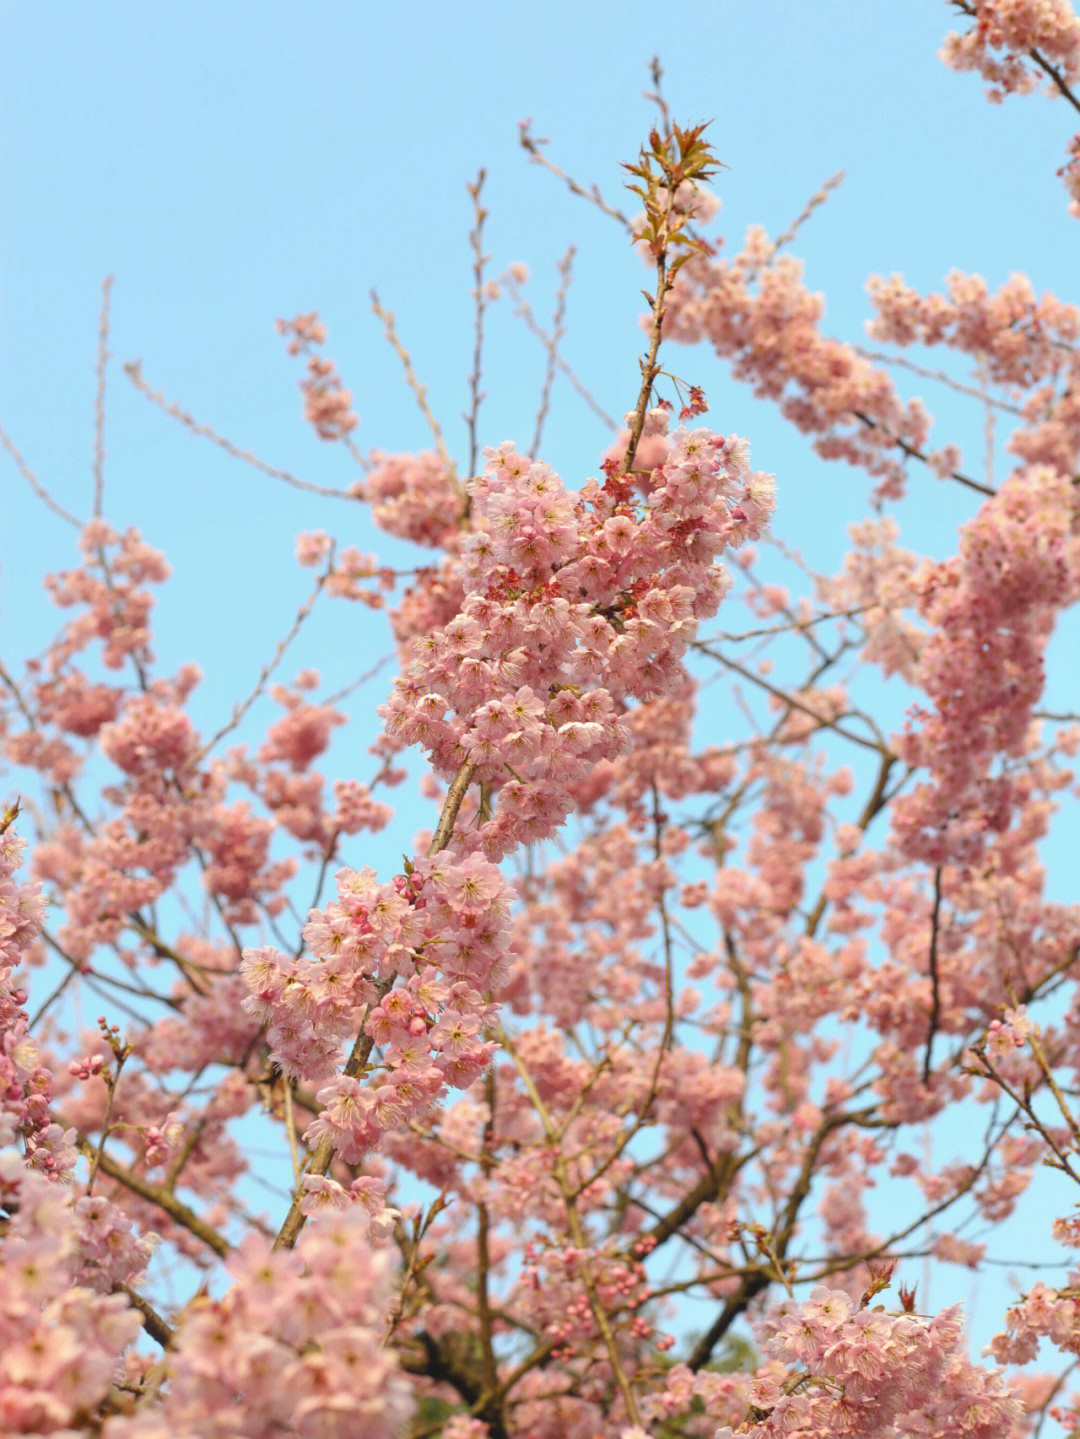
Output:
[75, 1137, 230, 1258]
[687, 1110, 854, 1369]
[922, 867, 945, 1083]
[428, 757, 477, 857]
[694, 642, 888, 754]
[852, 408, 996, 496]
[369, 291, 458, 479]
[0, 424, 83, 528]
[116, 1281, 175, 1349]
[518, 121, 633, 230]
[398, 1331, 514, 1439]
[624, 235, 672, 474]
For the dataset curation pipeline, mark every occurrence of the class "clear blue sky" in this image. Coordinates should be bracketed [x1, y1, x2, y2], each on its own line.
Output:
[4, 0, 1079, 1361]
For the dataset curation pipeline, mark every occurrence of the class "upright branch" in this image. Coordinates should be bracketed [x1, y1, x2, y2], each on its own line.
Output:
[622, 122, 721, 472]
[530, 246, 576, 457]
[92, 275, 113, 518]
[369, 291, 457, 478]
[466, 171, 489, 478]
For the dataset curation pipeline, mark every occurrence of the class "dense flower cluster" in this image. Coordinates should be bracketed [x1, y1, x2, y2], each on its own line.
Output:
[379, 423, 773, 862]
[1, 815, 72, 1180]
[705, 1287, 1021, 1439]
[0, 1166, 145, 1433]
[241, 852, 506, 1154]
[940, 0, 1080, 101]
[660, 234, 931, 502]
[240, 418, 772, 1162]
[105, 1211, 409, 1439]
[349, 451, 465, 548]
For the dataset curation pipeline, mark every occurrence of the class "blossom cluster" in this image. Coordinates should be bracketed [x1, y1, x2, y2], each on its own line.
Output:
[0, 1151, 406, 1438]
[940, 0, 1080, 102]
[11, 88, 1080, 1439]
[0, 815, 72, 1179]
[105, 1210, 409, 1439]
[661, 188, 1080, 874]
[893, 463, 1080, 866]
[380, 421, 773, 863]
[241, 850, 506, 1156]
[992, 1278, 1080, 1365]
[702, 1287, 1021, 1439]
[866, 269, 1080, 386]
[348, 450, 465, 548]
[660, 234, 930, 502]
[276, 313, 359, 441]
[0, 1164, 146, 1433]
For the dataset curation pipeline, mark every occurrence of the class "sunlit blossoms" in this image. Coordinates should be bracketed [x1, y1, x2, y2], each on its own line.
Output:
[379, 421, 772, 864]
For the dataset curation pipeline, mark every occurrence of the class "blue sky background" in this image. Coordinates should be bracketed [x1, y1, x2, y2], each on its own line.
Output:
[4, 0, 1080, 1368]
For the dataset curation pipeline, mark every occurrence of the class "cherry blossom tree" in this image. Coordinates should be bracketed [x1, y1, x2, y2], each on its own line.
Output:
[5, 5, 1080, 1436]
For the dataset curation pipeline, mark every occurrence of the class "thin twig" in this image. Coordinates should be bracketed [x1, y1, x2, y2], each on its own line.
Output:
[184, 561, 333, 767]
[0, 425, 83, 528]
[124, 362, 358, 499]
[530, 247, 575, 457]
[518, 120, 633, 230]
[504, 275, 617, 430]
[86, 1047, 129, 1194]
[164, 1117, 208, 1194]
[694, 642, 887, 754]
[93, 276, 114, 517]
[369, 292, 456, 475]
[703, 605, 871, 645]
[769, 172, 846, 259]
[466, 171, 488, 479]
[643, 56, 672, 138]
[27, 954, 80, 1031]
[854, 347, 1026, 414]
